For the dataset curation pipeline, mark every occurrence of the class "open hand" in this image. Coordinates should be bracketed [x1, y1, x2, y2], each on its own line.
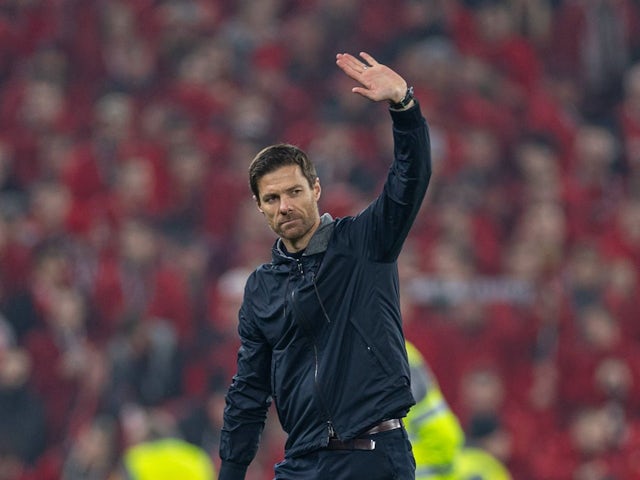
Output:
[335, 52, 408, 104]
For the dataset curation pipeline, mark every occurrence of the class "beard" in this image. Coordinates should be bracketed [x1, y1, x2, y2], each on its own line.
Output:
[273, 212, 319, 247]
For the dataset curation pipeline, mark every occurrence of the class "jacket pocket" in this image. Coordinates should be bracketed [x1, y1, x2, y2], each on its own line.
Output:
[349, 317, 394, 377]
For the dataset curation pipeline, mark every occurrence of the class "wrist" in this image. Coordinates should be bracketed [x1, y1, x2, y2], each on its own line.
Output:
[388, 86, 415, 111]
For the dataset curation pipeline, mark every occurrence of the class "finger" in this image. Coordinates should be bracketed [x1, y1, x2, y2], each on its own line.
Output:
[352, 86, 374, 100]
[337, 53, 361, 68]
[359, 52, 379, 67]
[337, 53, 369, 73]
[336, 61, 364, 81]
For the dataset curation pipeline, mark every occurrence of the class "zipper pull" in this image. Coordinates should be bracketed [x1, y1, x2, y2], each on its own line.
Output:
[296, 259, 303, 275]
[328, 421, 336, 438]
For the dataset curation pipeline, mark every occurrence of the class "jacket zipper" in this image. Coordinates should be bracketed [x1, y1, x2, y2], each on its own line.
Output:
[292, 258, 337, 441]
[311, 271, 331, 324]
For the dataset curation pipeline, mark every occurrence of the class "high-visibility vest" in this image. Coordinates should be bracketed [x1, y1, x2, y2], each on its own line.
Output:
[405, 342, 466, 480]
[454, 446, 512, 480]
[124, 438, 216, 480]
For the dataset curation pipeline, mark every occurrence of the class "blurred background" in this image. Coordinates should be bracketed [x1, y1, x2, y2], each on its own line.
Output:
[1, 0, 640, 479]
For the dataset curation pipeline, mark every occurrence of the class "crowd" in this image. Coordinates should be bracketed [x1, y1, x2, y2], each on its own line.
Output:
[1, 0, 640, 479]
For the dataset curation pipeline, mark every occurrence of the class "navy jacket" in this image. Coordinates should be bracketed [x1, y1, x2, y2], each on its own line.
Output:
[219, 103, 431, 480]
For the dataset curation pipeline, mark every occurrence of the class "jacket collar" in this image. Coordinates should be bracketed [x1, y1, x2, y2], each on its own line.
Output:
[273, 213, 334, 262]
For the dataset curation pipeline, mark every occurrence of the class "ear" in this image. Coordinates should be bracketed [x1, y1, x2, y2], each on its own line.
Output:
[314, 178, 321, 201]
[254, 195, 264, 214]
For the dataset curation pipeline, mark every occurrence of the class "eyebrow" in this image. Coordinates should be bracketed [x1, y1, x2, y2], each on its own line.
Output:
[261, 183, 305, 199]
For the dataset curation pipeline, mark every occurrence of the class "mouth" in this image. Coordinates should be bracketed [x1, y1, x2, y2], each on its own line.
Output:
[279, 218, 299, 228]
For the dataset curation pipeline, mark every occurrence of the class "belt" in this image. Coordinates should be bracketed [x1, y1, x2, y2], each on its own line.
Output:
[326, 438, 377, 451]
[363, 418, 403, 435]
[326, 419, 403, 451]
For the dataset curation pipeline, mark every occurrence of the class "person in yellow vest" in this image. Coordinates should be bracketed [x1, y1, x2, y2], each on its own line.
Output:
[404, 341, 465, 480]
[122, 437, 217, 480]
[454, 446, 512, 480]
[109, 406, 217, 480]
[404, 342, 512, 480]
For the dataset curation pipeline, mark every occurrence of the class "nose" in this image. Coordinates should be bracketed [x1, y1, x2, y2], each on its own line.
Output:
[279, 198, 291, 214]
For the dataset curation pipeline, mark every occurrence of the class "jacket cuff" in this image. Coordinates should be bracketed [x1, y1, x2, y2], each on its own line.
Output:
[389, 100, 423, 131]
[219, 460, 249, 480]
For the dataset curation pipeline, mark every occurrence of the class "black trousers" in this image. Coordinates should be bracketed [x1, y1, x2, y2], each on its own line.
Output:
[273, 427, 416, 480]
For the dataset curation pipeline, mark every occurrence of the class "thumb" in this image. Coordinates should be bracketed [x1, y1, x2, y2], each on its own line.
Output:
[351, 86, 375, 100]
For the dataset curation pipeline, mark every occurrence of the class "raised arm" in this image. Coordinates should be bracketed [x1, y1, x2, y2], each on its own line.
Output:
[336, 52, 430, 262]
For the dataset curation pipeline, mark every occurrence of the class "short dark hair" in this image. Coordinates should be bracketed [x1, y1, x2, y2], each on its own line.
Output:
[248, 144, 318, 202]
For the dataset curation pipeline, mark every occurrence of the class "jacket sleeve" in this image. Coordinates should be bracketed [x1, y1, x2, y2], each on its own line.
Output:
[219, 298, 272, 480]
[349, 102, 431, 262]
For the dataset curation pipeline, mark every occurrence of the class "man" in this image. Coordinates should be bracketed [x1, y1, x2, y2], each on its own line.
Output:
[219, 51, 431, 480]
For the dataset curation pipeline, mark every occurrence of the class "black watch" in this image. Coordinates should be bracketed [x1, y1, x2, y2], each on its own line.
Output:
[388, 86, 415, 110]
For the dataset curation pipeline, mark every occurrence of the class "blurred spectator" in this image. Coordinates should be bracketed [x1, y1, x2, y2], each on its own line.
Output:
[184, 267, 250, 395]
[0, 321, 47, 479]
[549, 0, 640, 118]
[92, 218, 193, 343]
[0, 209, 34, 341]
[458, 366, 512, 461]
[27, 180, 72, 240]
[100, 1, 158, 94]
[162, 232, 215, 346]
[455, 0, 542, 98]
[178, 374, 227, 460]
[105, 316, 182, 411]
[60, 416, 118, 480]
[531, 403, 640, 480]
[513, 133, 563, 206]
[601, 196, 640, 272]
[280, 8, 334, 86]
[161, 144, 210, 234]
[106, 156, 165, 221]
[111, 404, 216, 480]
[563, 241, 607, 311]
[556, 303, 640, 414]
[305, 122, 379, 197]
[61, 92, 136, 211]
[509, 0, 555, 50]
[23, 283, 107, 445]
[511, 200, 567, 278]
[618, 61, 640, 174]
[564, 123, 625, 239]
[456, 363, 543, 478]
[379, 0, 454, 61]
[392, 37, 460, 130]
[0, 138, 21, 199]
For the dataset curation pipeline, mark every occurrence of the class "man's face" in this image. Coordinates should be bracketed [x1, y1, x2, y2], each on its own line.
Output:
[256, 164, 321, 252]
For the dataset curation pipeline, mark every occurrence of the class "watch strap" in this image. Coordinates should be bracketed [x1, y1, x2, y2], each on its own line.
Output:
[388, 86, 415, 110]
